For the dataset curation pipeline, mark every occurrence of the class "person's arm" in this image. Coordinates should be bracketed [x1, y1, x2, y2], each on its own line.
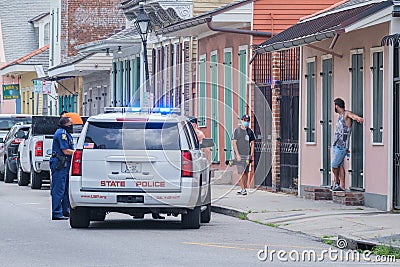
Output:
[232, 139, 241, 161]
[60, 133, 75, 156]
[250, 141, 254, 159]
[345, 111, 364, 124]
[61, 149, 75, 156]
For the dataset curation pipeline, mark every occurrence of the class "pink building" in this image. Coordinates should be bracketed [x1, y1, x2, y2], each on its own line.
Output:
[256, 0, 400, 211]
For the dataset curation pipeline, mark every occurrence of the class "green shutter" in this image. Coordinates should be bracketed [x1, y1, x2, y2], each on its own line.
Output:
[306, 61, 315, 142]
[211, 54, 219, 163]
[131, 58, 140, 107]
[372, 51, 383, 143]
[199, 58, 206, 127]
[238, 50, 247, 118]
[224, 51, 233, 161]
[117, 61, 123, 107]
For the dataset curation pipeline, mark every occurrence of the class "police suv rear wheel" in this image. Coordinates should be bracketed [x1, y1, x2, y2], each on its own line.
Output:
[201, 184, 212, 223]
[181, 206, 201, 229]
[70, 207, 90, 228]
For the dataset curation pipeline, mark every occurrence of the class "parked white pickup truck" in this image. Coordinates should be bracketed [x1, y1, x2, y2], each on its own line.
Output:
[18, 116, 60, 189]
[18, 116, 85, 189]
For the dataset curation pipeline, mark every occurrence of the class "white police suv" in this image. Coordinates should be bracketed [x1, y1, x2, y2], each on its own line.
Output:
[69, 107, 214, 229]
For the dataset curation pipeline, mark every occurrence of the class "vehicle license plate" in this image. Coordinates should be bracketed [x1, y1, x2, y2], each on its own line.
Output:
[122, 162, 141, 173]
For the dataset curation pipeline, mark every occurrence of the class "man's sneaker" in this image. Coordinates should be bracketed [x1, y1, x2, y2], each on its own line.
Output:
[332, 186, 345, 192]
[237, 189, 243, 194]
[241, 189, 247, 195]
[330, 182, 340, 190]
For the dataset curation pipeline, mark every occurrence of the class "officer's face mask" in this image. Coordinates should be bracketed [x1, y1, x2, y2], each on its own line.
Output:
[62, 124, 73, 133]
[242, 121, 250, 128]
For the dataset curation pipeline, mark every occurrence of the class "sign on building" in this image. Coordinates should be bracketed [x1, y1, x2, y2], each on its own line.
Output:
[33, 80, 43, 93]
[42, 81, 52, 94]
[2, 84, 20, 100]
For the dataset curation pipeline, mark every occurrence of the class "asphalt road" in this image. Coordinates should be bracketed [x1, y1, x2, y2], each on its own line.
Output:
[0, 182, 398, 267]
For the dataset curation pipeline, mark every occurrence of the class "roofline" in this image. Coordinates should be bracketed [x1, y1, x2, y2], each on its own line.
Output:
[76, 39, 141, 53]
[0, 64, 37, 76]
[0, 45, 50, 70]
[299, 0, 348, 21]
[157, 0, 253, 35]
[301, 0, 388, 23]
[255, 1, 392, 54]
[28, 12, 50, 23]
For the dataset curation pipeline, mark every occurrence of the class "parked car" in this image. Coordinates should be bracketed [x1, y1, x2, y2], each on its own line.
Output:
[18, 116, 83, 189]
[0, 123, 31, 183]
[69, 107, 214, 229]
[0, 114, 32, 142]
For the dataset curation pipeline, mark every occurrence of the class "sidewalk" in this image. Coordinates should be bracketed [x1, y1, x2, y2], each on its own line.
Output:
[211, 185, 400, 250]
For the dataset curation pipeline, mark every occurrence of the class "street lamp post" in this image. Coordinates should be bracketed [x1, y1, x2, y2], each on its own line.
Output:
[134, 2, 152, 107]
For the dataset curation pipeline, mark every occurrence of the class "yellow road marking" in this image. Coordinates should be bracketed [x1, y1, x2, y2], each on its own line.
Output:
[183, 242, 325, 250]
[183, 242, 258, 251]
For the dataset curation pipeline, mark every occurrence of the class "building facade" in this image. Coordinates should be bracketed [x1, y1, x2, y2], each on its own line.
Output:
[251, 0, 345, 191]
[48, 0, 126, 115]
[256, 0, 399, 211]
[0, 0, 50, 114]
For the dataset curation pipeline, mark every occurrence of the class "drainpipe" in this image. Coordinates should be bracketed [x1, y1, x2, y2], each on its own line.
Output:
[205, 17, 272, 37]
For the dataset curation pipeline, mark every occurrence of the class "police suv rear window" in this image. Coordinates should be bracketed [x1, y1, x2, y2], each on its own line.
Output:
[84, 121, 180, 150]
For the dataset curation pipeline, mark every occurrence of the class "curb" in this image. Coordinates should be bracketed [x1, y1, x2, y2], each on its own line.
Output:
[212, 204, 399, 251]
[211, 205, 247, 219]
[338, 235, 400, 251]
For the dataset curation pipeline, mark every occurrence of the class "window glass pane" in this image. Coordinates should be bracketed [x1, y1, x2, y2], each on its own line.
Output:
[85, 122, 180, 150]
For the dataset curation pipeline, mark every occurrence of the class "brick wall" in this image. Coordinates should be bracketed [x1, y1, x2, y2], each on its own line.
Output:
[271, 51, 281, 192]
[61, 0, 125, 61]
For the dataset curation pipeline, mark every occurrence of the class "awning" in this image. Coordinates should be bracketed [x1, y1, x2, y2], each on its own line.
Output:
[76, 27, 142, 54]
[255, 1, 392, 54]
[48, 53, 112, 77]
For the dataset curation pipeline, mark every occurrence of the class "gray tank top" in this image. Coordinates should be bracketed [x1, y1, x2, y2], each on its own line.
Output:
[333, 111, 351, 149]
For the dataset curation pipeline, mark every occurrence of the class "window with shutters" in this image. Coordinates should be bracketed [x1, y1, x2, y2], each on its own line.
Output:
[371, 49, 384, 144]
[305, 59, 316, 143]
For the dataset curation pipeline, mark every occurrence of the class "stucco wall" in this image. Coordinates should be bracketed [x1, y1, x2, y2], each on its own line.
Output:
[300, 22, 390, 197]
[198, 31, 250, 173]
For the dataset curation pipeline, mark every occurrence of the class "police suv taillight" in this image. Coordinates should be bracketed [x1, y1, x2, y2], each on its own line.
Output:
[181, 151, 192, 177]
[71, 149, 82, 176]
[35, 141, 43, 156]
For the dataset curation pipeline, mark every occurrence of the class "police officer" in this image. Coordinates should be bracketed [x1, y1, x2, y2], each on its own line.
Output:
[50, 117, 74, 220]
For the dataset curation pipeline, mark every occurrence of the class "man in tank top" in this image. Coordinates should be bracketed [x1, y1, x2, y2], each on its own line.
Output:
[331, 98, 364, 191]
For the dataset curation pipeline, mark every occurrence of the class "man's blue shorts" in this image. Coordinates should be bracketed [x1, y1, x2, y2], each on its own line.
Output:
[331, 146, 347, 168]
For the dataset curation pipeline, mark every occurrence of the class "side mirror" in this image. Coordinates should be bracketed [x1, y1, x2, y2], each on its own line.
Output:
[200, 138, 215, 149]
[15, 131, 25, 138]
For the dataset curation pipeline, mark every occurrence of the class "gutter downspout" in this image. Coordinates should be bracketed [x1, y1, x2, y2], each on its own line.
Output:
[205, 17, 272, 37]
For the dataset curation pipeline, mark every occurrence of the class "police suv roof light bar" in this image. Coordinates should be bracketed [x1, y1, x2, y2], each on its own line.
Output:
[104, 107, 181, 115]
